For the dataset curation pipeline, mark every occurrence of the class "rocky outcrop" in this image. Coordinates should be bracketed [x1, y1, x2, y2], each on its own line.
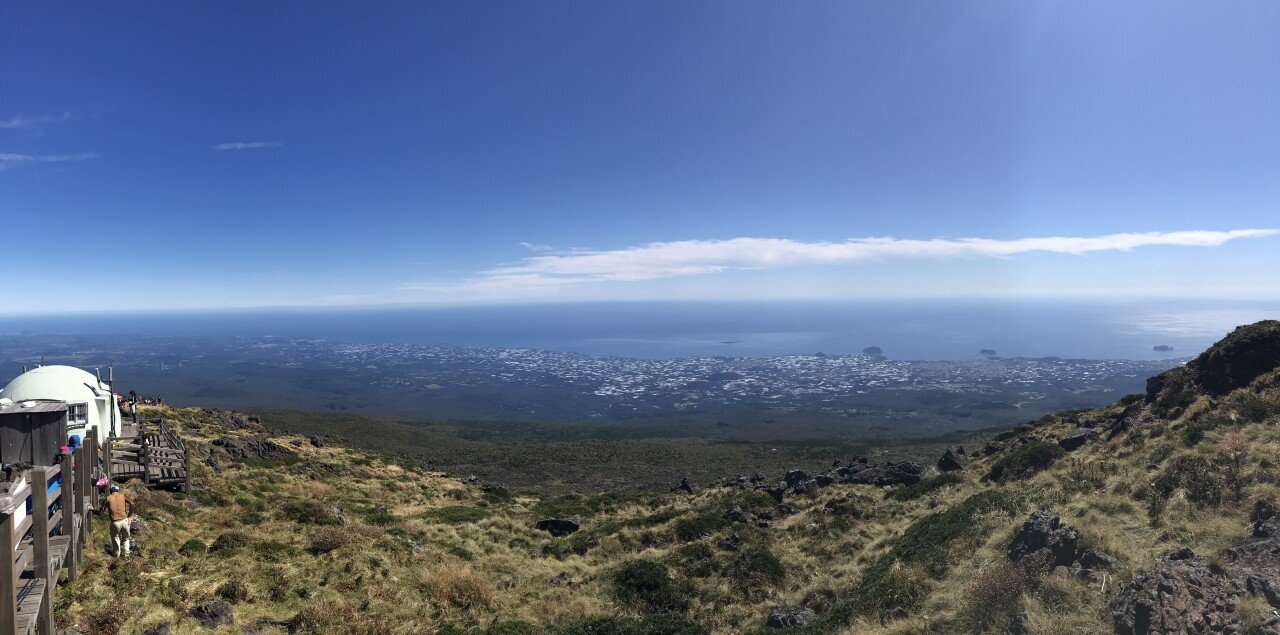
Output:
[937, 446, 967, 472]
[844, 460, 929, 486]
[1225, 503, 1280, 608]
[1009, 510, 1081, 569]
[766, 606, 817, 628]
[1058, 428, 1098, 452]
[188, 599, 234, 628]
[1146, 321, 1280, 410]
[1111, 548, 1248, 635]
[673, 477, 701, 494]
[718, 533, 743, 551]
[822, 493, 876, 519]
[1009, 511, 1115, 580]
[209, 436, 294, 462]
[536, 517, 582, 537]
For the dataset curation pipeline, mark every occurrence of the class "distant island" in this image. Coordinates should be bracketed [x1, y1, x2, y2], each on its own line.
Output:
[862, 346, 884, 356]
[1153, 344, 1174, 352]
[980, 349, 997, 356]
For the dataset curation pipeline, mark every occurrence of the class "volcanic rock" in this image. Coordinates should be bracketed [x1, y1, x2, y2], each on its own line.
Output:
[188, 599, 234, 629]
[1058, 428, 1099, 452]
[937, 446, 967, 472]
[766, 606, 817, 628]
[536, 517, 582, 537]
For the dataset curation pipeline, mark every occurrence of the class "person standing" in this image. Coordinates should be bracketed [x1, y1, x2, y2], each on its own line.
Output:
[105, 485, 133, 557]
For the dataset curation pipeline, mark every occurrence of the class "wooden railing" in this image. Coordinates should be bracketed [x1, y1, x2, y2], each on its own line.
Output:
[0, 426, 101, 635]
[107, 418, 190, 492]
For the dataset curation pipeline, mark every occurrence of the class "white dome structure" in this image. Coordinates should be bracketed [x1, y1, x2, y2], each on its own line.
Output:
[0, 365, 117, 443]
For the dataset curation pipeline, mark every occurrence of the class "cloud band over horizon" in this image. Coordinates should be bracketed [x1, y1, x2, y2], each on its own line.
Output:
[405, 229, 1278, 294]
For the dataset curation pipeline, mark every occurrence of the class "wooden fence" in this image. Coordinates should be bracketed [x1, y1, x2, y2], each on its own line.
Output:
[108, 418, 190, 491]
[0, 425, 102, 635]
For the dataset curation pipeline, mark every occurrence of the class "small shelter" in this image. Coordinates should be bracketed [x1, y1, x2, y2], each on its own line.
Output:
[0, 365, 118, 444]
[0, 400, 67, 467]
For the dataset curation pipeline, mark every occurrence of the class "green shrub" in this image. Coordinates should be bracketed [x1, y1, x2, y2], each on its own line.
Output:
[1231, 392, 1280, 423]
[885, 473, 964, 501]
[959, 563, 1027, 631]
[838, 560, 929, 624]
[726, 545, 785, 590]
[210, 530, 251, 553]
[986, 441, 1065, 483]
[673, 513, 729, 542]
[559, 614, 708, 635]
[216, 579, 251, 603]
[308, 527, 349, 555]
[827, 490, 1021, 626]
[279, 498, 343, 525]
[668, 543, 719, 578]
[1154, 454, 1244, 508]
[611, 560, 693, 614]
[424, 506, 490, 524]
[178, 538, 208, 556]
[253, 539, 296, 562]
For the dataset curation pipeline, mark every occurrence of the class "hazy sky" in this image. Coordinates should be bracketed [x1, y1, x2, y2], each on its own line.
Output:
[3, 1, 1278, 312]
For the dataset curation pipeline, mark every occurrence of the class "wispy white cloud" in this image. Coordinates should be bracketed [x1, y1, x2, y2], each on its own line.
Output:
[212, 141, 282, 150]
[0, 112, 72, 130]
[414, 229, 1276, 295]
[519, 242, 555, 252]
[0, 152, 99, 170]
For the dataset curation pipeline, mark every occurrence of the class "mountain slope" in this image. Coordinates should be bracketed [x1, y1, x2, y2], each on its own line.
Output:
[56, 321, 1280, 634]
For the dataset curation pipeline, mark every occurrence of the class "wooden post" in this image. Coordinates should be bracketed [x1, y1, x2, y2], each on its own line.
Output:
[104, 435, 112, 483]
[140, 424, 150, 487]
[0, 508, 16, 635]
[75, 445, 90, 543]
[65, 449, 79, 581]
[87, 426, 98, 510]
[58, 451, 72, 539]
[32, 468, 53, 635]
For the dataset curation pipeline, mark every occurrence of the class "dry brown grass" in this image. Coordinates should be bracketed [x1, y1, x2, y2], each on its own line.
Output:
[423, 563, 495, 610]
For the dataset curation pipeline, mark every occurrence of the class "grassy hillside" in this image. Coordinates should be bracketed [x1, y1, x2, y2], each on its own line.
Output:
[55, 321, 1280, 634]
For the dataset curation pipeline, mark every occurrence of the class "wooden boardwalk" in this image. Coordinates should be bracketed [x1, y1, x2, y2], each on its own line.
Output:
[0, 426, 104, 635]
[108, 417, 190, 491]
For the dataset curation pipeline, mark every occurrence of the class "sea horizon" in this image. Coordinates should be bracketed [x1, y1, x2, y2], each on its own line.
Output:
[2, 298, 1275, 362]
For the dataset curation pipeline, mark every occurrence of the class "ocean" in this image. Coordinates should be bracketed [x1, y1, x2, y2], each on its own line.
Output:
[1, 300, 1277, 361]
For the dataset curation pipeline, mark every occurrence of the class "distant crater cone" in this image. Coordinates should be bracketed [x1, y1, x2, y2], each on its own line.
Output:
[862, 346, 884, 356]
[1146, 320, 1280, 409]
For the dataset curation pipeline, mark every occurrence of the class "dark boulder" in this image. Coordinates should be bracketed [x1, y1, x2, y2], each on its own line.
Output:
[782, 469, 811, 488]
[822, 493, 877, 519]
[937, 446, 967, 472]
[673, 477, 701, 494]
[188, 599, 234, 629]
[142, 623, 172, 635]
[536, 517, 582, 537]
[1058, 428, 1098, 452]
[775, 503, 800, 516]
[1111, 548, 1246, 635]
[309, 435, 325, 448]
[766, 606, 817, 629]
[210, 436, 294, 462]
[763, 486, 786, 503]
[718, 533, 743, 551]
[846, 460, 928, 486]
[723, 506, 752, 523]
[1009, 510, 1081, 570]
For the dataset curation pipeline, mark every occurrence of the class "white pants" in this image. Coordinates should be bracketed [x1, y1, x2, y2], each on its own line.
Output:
[111, 519, 132, 556]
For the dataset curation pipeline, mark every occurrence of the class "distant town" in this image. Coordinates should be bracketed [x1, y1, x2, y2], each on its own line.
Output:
[0, 334, 1182, 432]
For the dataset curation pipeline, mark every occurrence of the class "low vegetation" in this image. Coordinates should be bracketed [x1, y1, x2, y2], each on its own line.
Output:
[50, 322, 1280, 634]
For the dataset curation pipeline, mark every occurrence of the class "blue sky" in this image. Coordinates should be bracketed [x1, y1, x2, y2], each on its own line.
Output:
[2, 1, 1278, 312]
